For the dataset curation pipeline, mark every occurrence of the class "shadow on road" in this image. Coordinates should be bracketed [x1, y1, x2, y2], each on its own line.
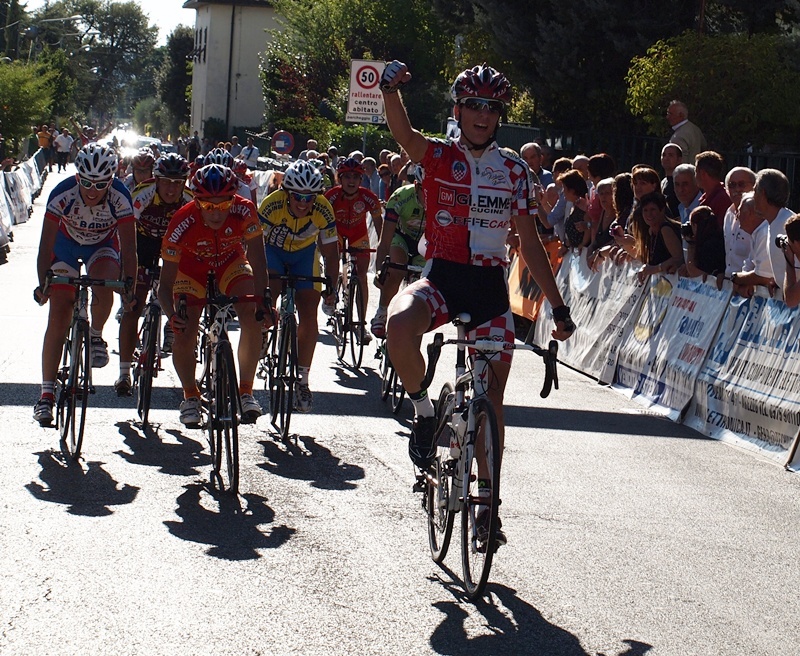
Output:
[114, 421, 211, 476]
[25, 450, 139, 516]
[428, 576, 654, 656]
[164, 482, 295, 560]
[257, 434, 365, 490]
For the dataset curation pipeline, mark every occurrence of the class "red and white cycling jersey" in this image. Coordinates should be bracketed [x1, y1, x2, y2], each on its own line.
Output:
[420, 138, 534, 266]
[44, 176, 135, 246]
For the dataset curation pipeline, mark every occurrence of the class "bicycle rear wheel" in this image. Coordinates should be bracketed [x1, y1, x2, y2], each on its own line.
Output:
[348, 276, 364, 368]
[333, 276, 347, 361]
[59, 322, 91, 460]
[427, 382, 456, 563]
[136, 306, 160, 428]
[271, 317, 297, 442]
[461, 397, 501, 600]
[212, 340, 240, 493]
[379, 341, 392, 402]
[389, 366, 405, 414]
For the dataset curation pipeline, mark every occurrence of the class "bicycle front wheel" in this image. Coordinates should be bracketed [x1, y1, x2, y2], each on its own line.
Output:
[379, 341, 392, 402]
[333, 276, 347, 361]
[427, 382, 456, 563]
[348, 276, 364, 369]
[461, 397, 501, 600]
[136, 306, 160, 428]
[59, 322, 91, 460]
[389, 366, 405, 415]
[212, 340, 240, 493]
[271, 317, 297, 442]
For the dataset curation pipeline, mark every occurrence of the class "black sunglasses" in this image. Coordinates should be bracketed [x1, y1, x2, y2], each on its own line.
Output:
[460, 98, 504, 114]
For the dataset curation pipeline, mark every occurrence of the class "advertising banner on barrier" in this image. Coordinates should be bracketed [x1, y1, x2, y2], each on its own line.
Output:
[613, 274, 732, 421]
[3, 173, 28, 225]
[684, 287, 800, 462]
[508, 241, 562, 322]
[534, 252, 646, 383]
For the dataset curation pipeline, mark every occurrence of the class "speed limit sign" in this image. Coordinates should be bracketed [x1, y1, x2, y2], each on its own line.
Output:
[346, 59, 386, 125]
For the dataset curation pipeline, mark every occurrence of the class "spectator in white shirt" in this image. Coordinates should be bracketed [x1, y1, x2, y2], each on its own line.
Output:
[722, 167, 756, 276]
[238, 137, 260, 169]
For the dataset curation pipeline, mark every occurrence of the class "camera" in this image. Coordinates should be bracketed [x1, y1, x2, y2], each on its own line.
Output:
[775, 234, 790, 250]
[681, 222, 694, 238]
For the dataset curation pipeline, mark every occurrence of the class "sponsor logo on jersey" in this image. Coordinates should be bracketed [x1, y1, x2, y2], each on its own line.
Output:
[435, 210, 454, 227]
[481, 166, 508, 187]
[452, 161, 467, 182]
[353, 201, 366, 214]
[433, 146, 443, 159]
[438, 188, 456, 206]
[224, 227, 233, 236]
[168, 215, 195, 242]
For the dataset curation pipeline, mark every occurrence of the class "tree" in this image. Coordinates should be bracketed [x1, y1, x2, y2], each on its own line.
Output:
[626, 30, 800, 149]
[0, 60, 54, 151]
[156, 26, 193, 135]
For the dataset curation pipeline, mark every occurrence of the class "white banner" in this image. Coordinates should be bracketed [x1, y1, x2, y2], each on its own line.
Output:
[535, 251, 645, 383]
[346, 59, 386, 125]
[685, 287, 800, 462]
[612, 274, 732, 421]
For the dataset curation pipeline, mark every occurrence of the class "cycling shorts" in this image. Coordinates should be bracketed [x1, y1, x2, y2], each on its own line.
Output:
[340, 234, 371, 272]
[399, 259, 514, 364]
[265, 243, 324, 292]
[173, 250, 253, 299]
[50, 230, 119, 284]
[391, 231, 426, 268]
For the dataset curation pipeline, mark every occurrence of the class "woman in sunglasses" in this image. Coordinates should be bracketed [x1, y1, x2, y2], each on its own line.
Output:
[378, 61, 575, 546]
[114, 153, 194, 397]
[158, 164, 269, 427]
[257, 160, 339, 413]
[33, 143, 138, 425]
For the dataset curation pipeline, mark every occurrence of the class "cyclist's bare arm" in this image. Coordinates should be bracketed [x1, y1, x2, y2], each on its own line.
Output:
[381, 61, 428, 164]
[516, 214, 572, 340]
[157, 260, 180, 325]
[375, 217, 398, 269]
[118, 221, 138, 282]
[36, 219, 59, 292]
[370, 207, 384, 241]
[245, 232, 269, 300]
[319, 239, 339, 301]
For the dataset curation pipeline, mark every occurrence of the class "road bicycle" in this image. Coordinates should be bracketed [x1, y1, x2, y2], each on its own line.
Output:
[330, 245, 375, 369]
[180, 272, 265, 494]
[43, 267, 130, 460]
[257, 270, 328, 443]
[131, 266, 163, 429]
[415, 312, 559, 600]
[374, 257, 424, 414]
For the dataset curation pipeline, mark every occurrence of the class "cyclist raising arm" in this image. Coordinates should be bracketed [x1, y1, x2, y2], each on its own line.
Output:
[115, 153, 193, 395]
[324, 157, 383, 345]
[158, 164, 269, 426]
[380, 61, 575, 543]
[258, 160, 339, 413]
[33, 144, 137, 425]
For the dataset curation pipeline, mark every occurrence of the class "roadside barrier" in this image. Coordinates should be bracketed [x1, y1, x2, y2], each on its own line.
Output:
[513, 249, 800, 471]
[0, 149, 46, 257]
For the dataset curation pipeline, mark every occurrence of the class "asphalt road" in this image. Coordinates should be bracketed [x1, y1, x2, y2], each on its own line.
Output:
[1, 168, 799, 656]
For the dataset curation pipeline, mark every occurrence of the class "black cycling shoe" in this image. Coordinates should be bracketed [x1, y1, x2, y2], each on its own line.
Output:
[408, 415, 437, 468]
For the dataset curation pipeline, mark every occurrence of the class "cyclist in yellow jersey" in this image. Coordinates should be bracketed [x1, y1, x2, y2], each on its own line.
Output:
[258, 160, 338, 412]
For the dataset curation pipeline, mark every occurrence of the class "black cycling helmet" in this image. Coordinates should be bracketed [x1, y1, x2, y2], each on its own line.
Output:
[154, 153, 190, 179]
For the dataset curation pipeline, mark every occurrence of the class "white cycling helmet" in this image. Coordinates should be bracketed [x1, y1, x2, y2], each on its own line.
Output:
[282, 160, 324, 194]
[75, 143, 117, 181]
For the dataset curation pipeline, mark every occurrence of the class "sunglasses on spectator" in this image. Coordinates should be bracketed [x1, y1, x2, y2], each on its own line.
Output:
[195, 198, 234, 211]
[459, 98, 504, 114]
[289, 192, 316, 203]
[78, 178, 111, 190]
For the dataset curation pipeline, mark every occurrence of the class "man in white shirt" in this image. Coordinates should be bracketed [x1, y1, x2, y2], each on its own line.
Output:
[722, 167, 756, 276]
[52, 128, 74, 173]
[753, 168, 793, 292]
[237, 136, 260, 169]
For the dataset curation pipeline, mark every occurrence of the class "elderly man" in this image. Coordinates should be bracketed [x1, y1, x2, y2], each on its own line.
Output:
[673, 163, 702, 222]
[729, 192, 771, 295]
[520, 142, 553, 187]
[722, 167, 756, 277]
[667, 100, 707, 164]
[755, 169, 793, 291]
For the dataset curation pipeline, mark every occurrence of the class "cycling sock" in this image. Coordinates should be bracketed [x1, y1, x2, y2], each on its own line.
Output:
[90, 327, 102, 339]
[183, 386, 201, 400]
[120, 362, 131, 376]
[41, 381, 55, 399]
[298, 366, 310, 386]
[239, 381, 253, 396]
[409, 389, 434, 418]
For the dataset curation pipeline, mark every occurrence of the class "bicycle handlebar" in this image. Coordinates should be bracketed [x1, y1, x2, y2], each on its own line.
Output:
[421, 333, 559, 398]
[39, 270, 132, 303]
[376, 256, 425, 285]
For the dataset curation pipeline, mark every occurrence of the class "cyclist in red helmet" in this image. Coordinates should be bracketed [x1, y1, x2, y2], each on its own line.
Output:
[123, 148, 155, 193]
[379, 60, 575, 546]
[158, 164, 270, 427]
[324, 156, 383, 344]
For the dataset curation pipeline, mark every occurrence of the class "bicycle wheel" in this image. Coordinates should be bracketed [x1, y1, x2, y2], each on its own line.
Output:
[136, 306, 160, 428]
[427, 383, 456, 563]
[461, 397, 501, 600]
[333, 276, 347, 361]
[212, 340, 240, 493]
[271, 317, 297, 442]
[389, 366, 405, 414]
[348, 276, 364, 368]
[379, 341, 392, 402]
[60, 321, 91, 460]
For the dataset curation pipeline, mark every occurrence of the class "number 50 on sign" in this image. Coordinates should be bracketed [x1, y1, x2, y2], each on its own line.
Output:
[346, 59, 386, 125]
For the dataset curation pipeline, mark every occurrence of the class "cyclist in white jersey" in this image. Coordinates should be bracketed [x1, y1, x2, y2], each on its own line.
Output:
[380, 61, 575, 544]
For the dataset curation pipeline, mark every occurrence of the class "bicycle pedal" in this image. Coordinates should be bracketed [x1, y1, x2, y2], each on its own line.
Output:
[412, 476, 426, 493]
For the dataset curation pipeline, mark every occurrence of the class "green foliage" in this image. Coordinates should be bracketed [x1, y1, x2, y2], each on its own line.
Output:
[327, 124, 400, 156]
[156, 26, 193, 134]
[507, 89, 537, 125]
[36, 47, 77, 119]
[626, 30, 800, 149]
[0, 60, 54, 150]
